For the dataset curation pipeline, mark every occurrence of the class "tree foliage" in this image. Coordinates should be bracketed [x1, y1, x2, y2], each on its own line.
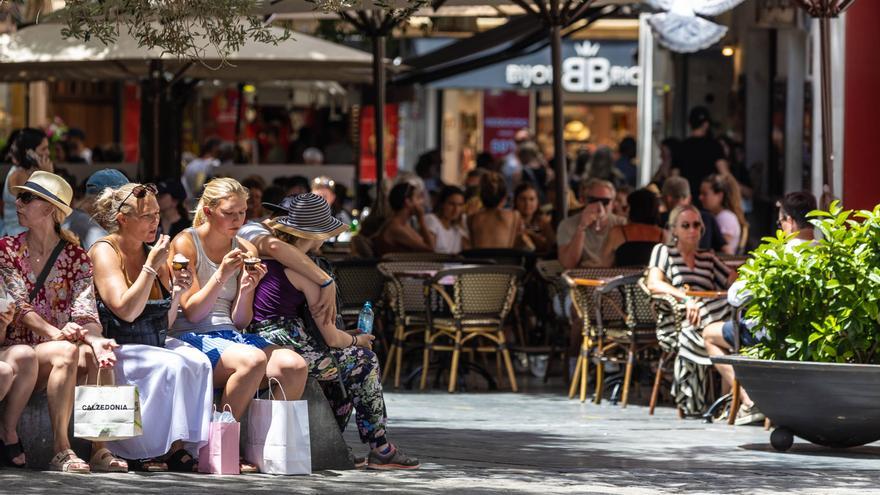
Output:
[740, 201, 880, 364]
[59, 0, 290, 68]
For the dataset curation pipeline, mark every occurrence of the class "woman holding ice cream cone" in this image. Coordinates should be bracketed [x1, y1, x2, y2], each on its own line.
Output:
[88, 182, 214, 472]
[168, 178, 307, 467]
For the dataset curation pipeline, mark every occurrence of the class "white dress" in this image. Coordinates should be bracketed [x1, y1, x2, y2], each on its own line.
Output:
[105, 337, 213, 459]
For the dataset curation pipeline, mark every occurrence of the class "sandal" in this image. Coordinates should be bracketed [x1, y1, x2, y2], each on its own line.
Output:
[166, 449, 196, 472]
[49, 449, 90, 474]
[240, 458, 259, 474]
[89, 447, 129, 473]
[128, 458, 168, 472]
[0, 440, 26, 468]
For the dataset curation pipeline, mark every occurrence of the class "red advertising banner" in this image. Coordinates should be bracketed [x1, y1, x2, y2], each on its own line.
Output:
[359, 104, 399, 183]
[122, 83, 140, 164]
[482, 91, 531, 158]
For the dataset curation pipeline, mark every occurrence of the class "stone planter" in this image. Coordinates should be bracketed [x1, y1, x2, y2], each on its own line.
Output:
[713, 356, 880, 451]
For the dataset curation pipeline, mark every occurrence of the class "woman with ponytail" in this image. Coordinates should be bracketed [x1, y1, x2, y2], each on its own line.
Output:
[0, 171, 120, 473]
[169, 178, 307, 471]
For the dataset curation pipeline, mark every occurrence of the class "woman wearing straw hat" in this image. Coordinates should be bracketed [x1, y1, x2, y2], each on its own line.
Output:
[168, 178, 308, 473]
[247, 193, 420, 470]
[0, 171, 121, 473]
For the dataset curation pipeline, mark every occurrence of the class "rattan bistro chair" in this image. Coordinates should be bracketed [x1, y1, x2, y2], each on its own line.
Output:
[381, 252, 459, 263]
[563, 268, 644, 403]
[592, 272, 657, 407]
[333, 259, 386, 330]
[377, 261, 446, 388]
[420, 265, 524, 393]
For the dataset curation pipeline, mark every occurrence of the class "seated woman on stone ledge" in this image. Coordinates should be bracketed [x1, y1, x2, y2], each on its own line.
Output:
[0, 280, 37, 469]
[242, 193, 420, 470]
[0, 171, 120, 473]
[168, 178, 308, 472]
[89, 183, 214, 472]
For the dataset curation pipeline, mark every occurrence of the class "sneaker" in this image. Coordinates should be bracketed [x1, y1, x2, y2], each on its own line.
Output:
[734, 404, 766, 426]
[367, 444, 420, 470]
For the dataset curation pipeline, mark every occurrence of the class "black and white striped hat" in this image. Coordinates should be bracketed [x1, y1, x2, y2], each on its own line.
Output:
[266, 193, 348, 241]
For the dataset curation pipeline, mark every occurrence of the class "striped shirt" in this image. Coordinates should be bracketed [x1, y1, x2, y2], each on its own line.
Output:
[649, 243, 731, 325]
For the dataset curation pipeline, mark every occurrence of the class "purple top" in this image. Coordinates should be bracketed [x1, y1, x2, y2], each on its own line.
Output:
[252, 260, 307, 322]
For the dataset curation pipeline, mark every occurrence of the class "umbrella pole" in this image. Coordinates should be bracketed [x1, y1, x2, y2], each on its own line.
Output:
[550, 21, 568, 223]
[372, 34, 386, 200]
[819, 16, 834, 200]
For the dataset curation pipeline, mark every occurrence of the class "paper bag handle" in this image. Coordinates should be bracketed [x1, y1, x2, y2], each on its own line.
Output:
[91, 367, 114, 387]
[222, 404, 233, 414]
[266, 377, 288, 401]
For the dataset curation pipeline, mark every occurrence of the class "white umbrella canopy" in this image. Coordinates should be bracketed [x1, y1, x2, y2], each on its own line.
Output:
[0, 22, 374, 82]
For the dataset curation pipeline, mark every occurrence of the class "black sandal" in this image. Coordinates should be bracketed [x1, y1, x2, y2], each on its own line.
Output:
[128, 458, 168, 472]
[0, 440, 26, 468]
[166, 449, 197, 472]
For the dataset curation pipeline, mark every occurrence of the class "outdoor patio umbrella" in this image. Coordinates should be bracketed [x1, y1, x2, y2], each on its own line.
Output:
[0, 22, 374, 83]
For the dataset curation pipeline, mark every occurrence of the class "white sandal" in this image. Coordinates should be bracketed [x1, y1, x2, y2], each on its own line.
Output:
[89, 447, 128, 473]
[49, 449, 91, 474]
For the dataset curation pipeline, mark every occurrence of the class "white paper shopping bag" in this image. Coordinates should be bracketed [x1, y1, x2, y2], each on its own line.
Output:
[244, 378, 311, 475]
[74, 370, 142, 441]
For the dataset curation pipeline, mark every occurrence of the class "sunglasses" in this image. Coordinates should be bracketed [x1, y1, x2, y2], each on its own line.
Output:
[16, 191, 39, 204]
[115, 184, 157, 216]
[586, 196, 612, 206]
[679, 221, 703, 230]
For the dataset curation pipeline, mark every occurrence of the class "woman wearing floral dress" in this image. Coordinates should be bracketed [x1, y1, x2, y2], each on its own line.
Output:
[0, 171, 120, 473]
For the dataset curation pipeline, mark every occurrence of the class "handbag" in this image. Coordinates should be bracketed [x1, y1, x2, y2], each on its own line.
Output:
[198, 405, 241, 475]
[98, 281, 171, 348]
[244, 378, 311, 475]
[73, 369, 143, 441]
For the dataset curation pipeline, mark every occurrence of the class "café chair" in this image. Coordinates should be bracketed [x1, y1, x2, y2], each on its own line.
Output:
[333, 258, 386, 330]
[377, 261, 446, 388]
[381, 252, 459, 263]
[563, 268, 644, 403]
[533, 259, 570, 383]
[591, 272, 657, 407]
[421, 265, 524, 393]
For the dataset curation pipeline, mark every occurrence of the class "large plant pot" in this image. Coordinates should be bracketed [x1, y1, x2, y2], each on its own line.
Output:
[713, 356, 880, 451]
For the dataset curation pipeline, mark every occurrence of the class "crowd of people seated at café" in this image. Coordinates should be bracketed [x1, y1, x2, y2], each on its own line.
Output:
[0, 157, 418, 473]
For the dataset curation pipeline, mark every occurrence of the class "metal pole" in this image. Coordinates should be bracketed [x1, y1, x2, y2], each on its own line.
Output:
[550, 22, 568, 223]
[372, 33, 386, 198]
[819, 16, 834, 198]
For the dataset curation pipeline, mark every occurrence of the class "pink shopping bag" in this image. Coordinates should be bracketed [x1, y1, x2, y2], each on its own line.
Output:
[198, 405, 240, 475]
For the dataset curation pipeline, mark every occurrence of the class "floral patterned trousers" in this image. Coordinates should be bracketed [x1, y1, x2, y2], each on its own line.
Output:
[248, 317, 389, 448]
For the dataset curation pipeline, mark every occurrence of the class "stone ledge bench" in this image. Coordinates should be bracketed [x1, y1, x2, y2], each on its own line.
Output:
[0, 377, 353, 471]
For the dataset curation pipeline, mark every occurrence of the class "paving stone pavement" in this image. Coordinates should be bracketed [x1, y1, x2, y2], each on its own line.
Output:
[1, 387, 879, 494]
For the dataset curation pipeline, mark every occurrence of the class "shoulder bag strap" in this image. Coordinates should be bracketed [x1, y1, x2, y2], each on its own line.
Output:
[29, 241, 67, 301]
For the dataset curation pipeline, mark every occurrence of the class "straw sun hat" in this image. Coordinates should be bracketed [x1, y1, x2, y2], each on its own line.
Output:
[266, 193, 348, 241]
[13, 170, 73, 217]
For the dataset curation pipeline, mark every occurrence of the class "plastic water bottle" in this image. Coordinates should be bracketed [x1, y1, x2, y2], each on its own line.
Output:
[357, 301, 374, 335]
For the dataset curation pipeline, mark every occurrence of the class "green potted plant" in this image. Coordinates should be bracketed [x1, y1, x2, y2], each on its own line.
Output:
[714, 202, 880, 451]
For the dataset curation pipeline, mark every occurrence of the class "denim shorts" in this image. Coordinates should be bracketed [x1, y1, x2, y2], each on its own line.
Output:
[722, 320, 759, 348]
[175, 330, 273, 368]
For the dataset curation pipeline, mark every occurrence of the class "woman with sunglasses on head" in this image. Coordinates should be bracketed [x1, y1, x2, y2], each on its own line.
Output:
[645, 204, 737, 417]
[247, 193, 419, 470]
[168, 178, 307, 471]
[2, 128, 53, 237]
[0, 171, 120, 473]
[88, 183, 213, 472]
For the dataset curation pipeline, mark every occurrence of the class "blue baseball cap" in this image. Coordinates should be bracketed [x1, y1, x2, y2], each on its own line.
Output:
[85, 169, 129, 195]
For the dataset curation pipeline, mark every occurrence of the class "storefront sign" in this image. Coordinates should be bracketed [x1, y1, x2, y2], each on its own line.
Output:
[504, 41, 639, 92]
[414, 39, 639, 95]
[483, 91, 530, 158]
[359, 104, 399, 183]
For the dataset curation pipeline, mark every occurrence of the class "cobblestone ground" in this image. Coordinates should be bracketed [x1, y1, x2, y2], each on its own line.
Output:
[2, 386, 879, 494]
